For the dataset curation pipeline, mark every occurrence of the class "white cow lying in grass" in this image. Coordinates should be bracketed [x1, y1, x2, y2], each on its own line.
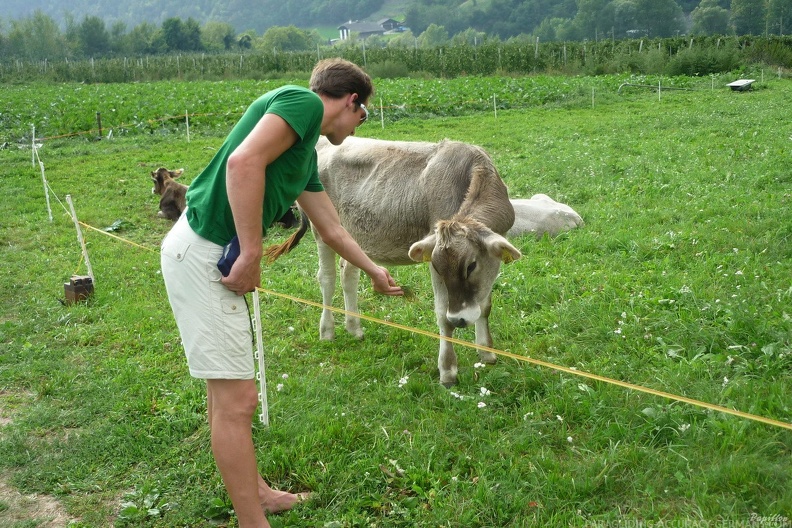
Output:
[507, 194, 584, 238]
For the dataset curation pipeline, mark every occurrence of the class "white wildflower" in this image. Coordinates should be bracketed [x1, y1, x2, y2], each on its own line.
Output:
[474, 362, 486, 369]
[556, 415, 564, 422]
[480, 387, 491, 396]
[276, 383, 284, 392]
[567, 436, 574, 443]
[679, 423, 691, 433]
[388, 459, 405, 475]
[726, 356, 734, 365]
[477, 401, 487, 408]
[281, 373, 289, 380]
[398, 376, 409, 387]
[722, 377, 729, 387]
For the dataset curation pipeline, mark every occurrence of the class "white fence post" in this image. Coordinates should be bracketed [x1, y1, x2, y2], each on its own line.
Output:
[39, 162, 53, 222]
[252, 289, 269, 425]
[66, 194, 95, 283]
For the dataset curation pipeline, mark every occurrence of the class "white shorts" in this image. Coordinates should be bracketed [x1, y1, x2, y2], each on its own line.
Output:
[160, 213, 254, 379]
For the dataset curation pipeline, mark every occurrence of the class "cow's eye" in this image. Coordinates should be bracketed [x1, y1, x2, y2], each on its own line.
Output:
[466, 262, 477, 277]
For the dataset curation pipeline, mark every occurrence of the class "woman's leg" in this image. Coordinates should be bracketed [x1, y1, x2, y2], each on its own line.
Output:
[207, 379, 269, 528]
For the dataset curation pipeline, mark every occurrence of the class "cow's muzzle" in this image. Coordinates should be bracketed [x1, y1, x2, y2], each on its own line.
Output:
[447, 316, 472, 328]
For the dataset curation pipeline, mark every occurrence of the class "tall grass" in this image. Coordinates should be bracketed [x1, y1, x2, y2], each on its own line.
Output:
[0, 78, 791, 526]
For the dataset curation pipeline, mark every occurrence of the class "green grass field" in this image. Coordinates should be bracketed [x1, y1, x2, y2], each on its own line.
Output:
[1, 77, 791, 527]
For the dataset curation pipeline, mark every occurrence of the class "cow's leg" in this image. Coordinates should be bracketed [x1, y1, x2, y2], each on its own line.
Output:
[475, 294, 497, 365]
[339, 258, 363, 339]
[316, 238, 337, 340]
[437, 318, 458, 387]
[430, 268, 458, 387]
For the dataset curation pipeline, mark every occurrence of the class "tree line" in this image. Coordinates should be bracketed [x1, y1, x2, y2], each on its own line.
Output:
[1, 0, 790, 62]
[405, 0, 791, 42]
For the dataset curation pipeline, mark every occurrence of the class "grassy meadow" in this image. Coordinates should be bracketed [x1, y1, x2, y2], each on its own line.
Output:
[1, 76, 791, 527]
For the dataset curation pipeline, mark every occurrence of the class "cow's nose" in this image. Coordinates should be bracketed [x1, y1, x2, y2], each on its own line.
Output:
[448, 316, 468, 328]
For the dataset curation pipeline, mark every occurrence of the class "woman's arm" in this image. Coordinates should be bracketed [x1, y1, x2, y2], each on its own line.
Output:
[221, 113, 298, 295]
[297, 190, 403, 296]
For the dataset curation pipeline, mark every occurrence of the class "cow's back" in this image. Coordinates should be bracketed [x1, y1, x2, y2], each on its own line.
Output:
[316, 137, 513, 265]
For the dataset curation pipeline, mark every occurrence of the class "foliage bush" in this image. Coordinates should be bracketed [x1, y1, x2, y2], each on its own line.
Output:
[2, 36, 791, 84]
[743, 37, 792, 68]
[665, 45, 742, 76]
[367, 60, 411, 79]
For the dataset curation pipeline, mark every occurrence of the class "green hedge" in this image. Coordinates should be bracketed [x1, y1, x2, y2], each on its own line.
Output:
[1, 36, 790, 84]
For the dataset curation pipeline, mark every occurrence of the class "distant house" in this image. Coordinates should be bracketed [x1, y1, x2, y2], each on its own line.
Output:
[378, 18, 400, 31]
[338, 19, 401, 40]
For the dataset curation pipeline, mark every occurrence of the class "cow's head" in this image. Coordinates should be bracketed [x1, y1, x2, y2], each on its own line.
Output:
[150, 167, 184, 196]
[408, 217, 521, 328]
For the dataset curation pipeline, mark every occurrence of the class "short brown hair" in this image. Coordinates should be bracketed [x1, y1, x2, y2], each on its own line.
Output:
[309, 58, 373, 105]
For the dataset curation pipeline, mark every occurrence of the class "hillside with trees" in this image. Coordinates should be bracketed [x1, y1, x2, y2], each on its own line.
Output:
[3, 0, 791, 41]
[1, 0, 790, 62]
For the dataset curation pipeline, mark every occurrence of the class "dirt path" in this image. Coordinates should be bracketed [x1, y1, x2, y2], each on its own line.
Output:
[0, 392, 76, 527]
[0, 473, 76, 527]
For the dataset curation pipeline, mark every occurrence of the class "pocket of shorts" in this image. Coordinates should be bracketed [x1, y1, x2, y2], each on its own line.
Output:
[220, 297, 248, 317]
[162, 239, 191, 263]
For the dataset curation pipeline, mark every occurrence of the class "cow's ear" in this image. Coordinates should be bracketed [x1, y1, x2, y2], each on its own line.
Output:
[486, 234, 521, 264]
[171, 168, 185, 179]
[409, 234, 436, 263]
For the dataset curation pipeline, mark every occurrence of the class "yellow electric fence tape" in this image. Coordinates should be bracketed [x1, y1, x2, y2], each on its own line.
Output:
[72, 219, 792, 432]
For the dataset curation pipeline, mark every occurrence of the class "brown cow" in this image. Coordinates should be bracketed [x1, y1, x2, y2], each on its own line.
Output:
[268, 137, 521, 386]
[151, 167, 187, 221]
[151, 167, 300, 226]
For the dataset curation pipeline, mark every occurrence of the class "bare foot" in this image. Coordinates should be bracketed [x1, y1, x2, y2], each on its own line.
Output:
[260, 490, 313, 514]
[258, 476, 313, 514]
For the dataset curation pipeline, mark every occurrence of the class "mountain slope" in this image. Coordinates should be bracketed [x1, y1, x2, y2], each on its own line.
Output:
[3, 0, 415, 33]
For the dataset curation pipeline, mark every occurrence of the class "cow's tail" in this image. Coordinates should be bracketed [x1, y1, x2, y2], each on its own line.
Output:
[263, 208, 311, 263]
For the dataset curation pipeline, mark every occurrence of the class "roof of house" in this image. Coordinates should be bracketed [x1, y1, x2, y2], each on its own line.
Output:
[337, 21, 386, 33]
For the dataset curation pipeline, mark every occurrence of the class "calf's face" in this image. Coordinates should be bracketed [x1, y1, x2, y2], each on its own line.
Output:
[151, 167, 184, 195]
[409, 219, 521, 328]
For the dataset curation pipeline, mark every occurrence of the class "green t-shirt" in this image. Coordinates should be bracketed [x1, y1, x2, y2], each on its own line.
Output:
[185, 85, 325, 246]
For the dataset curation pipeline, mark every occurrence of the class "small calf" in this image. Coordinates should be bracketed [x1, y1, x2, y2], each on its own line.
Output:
[151, 167, 187, 221]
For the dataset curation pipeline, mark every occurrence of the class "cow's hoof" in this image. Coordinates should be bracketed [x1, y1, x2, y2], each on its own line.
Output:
[478, 351, 498, 364]
[346, 326, 364, 339]
[441, 380, 458, 389]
